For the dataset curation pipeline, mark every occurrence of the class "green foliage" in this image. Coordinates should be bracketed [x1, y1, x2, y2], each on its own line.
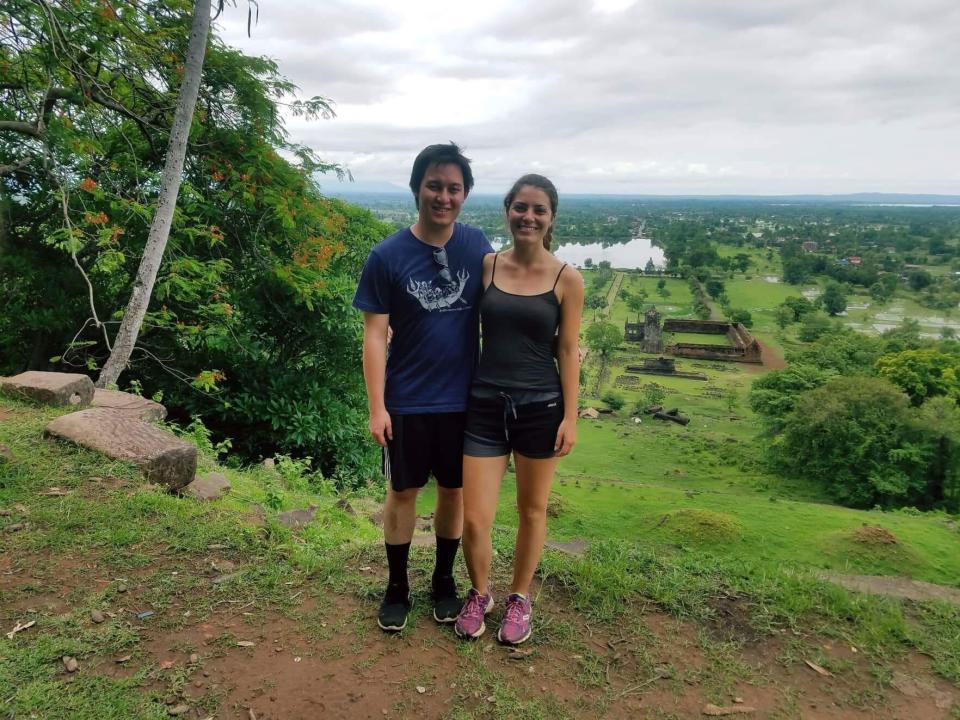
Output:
[876, 348, 960, 406]
[641, 382, 667, 408]
[775, 304, 794, 329]
[821, 281, 848, 316]
[705, 279, 725, 299]
[0, 2, 387, 476]
[782, 295, 815, 322]
[585, 322, 621, 358]
[600, 390, 625, 411]
[797, 311, 833, 342]
[908, 269, 933, 291]
[729, 308, 753, 327]
[749, 364, 836, 429]
[788, 329, 885, 375]
[774, 377, 926, 508]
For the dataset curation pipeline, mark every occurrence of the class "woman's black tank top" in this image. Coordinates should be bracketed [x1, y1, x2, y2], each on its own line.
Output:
[473, 254, 566, 392]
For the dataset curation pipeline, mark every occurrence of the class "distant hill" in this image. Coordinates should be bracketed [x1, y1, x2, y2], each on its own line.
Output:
[318, 179, 408, 197]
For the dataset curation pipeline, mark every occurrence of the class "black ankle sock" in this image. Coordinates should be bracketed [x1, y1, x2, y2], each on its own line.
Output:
[385, 542, 411, 591]
[433, 535, 461, 582]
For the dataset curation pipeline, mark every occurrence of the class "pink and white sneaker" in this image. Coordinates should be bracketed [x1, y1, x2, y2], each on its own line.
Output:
[498, 593, 532, 645]
[455, 588, 494, 639]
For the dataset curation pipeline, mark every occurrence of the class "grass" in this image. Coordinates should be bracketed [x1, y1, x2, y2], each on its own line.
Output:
[1, 397, 960, 717]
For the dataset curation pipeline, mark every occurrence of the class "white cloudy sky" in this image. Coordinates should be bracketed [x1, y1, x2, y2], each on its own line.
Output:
[217, 0, 960, 195]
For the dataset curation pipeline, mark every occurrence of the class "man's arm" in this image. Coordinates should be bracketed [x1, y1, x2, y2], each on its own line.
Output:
[362, 311, 392, 447]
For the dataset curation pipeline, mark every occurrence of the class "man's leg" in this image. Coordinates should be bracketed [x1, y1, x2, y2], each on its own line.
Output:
[430, 486, 463, 622]
[378, 414, 428, 632]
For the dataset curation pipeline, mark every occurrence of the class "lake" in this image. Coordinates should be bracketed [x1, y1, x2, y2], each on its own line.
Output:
[553, 236, 666, 270]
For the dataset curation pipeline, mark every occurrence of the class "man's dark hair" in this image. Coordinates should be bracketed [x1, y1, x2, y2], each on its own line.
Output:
[409, 142, 475, 206]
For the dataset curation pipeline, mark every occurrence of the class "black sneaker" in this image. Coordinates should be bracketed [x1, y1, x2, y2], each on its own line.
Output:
[432, 574, 460, 624]
[378, 584, 412, 632]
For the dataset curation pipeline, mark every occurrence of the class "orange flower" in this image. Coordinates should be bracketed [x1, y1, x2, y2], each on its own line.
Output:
[79, 177, 97, 192]
[83, 211, 109, 225]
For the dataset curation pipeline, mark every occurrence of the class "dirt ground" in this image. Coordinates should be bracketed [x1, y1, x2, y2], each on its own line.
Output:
[2, 548, 956, 720]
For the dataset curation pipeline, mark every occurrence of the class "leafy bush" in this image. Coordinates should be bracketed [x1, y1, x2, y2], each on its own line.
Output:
[601, 390, 625, 411]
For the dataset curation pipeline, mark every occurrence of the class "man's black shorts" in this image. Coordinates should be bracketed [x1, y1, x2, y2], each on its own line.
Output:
[383, 412, 466, 491]
[464, 395, 563, 459]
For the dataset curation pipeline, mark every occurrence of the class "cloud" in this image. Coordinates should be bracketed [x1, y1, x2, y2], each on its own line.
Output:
[217, 0, 960, 194]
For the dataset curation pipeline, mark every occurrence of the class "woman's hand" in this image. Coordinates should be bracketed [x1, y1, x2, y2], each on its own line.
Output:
[554, 417, 577, 457]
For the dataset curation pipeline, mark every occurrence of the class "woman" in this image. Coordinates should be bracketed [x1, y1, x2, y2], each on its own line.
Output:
[455, 174, 584, 644]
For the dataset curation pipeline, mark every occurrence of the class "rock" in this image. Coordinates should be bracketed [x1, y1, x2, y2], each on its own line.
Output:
[577, 407, 600, 419]
[92, 388, 167, 422]
[0, 443, 13, 463]
[62, 656, 79, 673]
[262, 458, 275, 470]
[0, 371, 94, 407]
[702, 704, 756, 716]
[46, 408, 197, 490]
[117, 584, 128, 593]
[4, 523, 26, 533]
[90, 609, 105, 624]
[335, 498, 356, 515]
[189, 653, 199, 664]
[277, 505, 318, 528]
[211, 559, 237, 574]
[167, 704, 191, 716]
[183, 472, 231, 501]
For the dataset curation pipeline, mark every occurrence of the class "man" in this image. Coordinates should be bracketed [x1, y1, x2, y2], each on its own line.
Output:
[352, 143, 493, 631]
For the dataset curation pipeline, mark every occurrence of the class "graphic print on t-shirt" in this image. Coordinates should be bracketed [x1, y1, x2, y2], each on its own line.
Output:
[406, 267, 470, 311]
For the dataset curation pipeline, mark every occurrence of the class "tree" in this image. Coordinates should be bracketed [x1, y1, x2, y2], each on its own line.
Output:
[775, 376, 925, 508]
[705, 279, 725, 300]
[782, 296, 815, 322]
[585, 322, 621, 359]
[729, 308, 752, 327]
[782, 257, 810, 285]
[1, 1, 375, 477]
[749, 364, 836, 429]
[912, 397, 960, 511]
[798, 312, 832, 342]
[820, 281, 848, 316]
[584, 258, 594, 268]
[98, 0, 212, 388]
[875, 348, 960, 406]
[909, 270, 933, 291]
[644, 258, 656, 274]
[775, 305, 794, 329]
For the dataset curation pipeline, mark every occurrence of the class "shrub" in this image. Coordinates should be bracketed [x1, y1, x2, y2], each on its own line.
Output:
[601, 390, 625, 411]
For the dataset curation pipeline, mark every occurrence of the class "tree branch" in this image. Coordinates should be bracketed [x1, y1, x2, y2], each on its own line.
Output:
[0, 120, 41, 137]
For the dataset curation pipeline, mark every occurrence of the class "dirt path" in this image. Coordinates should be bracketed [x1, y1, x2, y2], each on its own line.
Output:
[818, 572, 960, 606]
[601, 272, 625, 318]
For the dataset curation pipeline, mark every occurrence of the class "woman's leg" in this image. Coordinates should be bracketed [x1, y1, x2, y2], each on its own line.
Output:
[461, 454, 508, 594]
[510, 452, 560, 596]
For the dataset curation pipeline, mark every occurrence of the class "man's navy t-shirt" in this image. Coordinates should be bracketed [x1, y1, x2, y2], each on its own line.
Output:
[353, 223, 493, 414]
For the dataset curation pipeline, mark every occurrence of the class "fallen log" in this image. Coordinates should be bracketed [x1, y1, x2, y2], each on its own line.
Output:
[653, 411, 690, 426]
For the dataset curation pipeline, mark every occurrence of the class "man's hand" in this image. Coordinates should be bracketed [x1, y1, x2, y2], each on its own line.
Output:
[554, 418, 577, 457]
[369, 407, 393, 447]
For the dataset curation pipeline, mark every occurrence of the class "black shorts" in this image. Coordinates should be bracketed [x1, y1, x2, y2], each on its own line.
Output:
[383, 412, 466, 492]
[464, 395, 564, 459]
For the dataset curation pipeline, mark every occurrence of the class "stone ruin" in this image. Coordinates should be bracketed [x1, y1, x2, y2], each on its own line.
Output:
[662, 319, 762, 364]
[624, 357, 708, 381]
[625, 313, 762, 364]
[0, 371, 223, 497]
[623, 308, 663, 353]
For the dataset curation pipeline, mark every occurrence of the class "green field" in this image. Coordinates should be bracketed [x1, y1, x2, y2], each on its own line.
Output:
[433, 268, 960, 589]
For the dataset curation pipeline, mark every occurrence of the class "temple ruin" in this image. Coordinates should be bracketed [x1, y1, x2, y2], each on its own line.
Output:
[623, 308, 663, 353]
[662, 319, 762, 363]
[625, 312, 762, 364]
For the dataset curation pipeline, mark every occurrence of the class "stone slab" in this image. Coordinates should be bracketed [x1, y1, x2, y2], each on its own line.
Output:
[183, 472, 231, 501]
[45, 408, 196, 490]
[92, 389, 167, 422]
[0, 372, 94, 407]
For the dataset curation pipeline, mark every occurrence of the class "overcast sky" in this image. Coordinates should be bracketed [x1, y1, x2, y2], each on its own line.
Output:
[217, 0, 960, 196]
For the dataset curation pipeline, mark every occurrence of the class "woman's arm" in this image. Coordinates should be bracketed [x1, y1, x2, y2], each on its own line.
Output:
[554, 268, 585, 457]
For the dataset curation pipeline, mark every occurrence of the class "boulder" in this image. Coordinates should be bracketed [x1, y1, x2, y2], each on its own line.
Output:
[92, 389, 167, 422]
[0, 443, 13, 463]
[0, 371, 94, 407]
[578, 407, 600, 419]
[46, 408, 196, 490]
[182, 472, 231, 501]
